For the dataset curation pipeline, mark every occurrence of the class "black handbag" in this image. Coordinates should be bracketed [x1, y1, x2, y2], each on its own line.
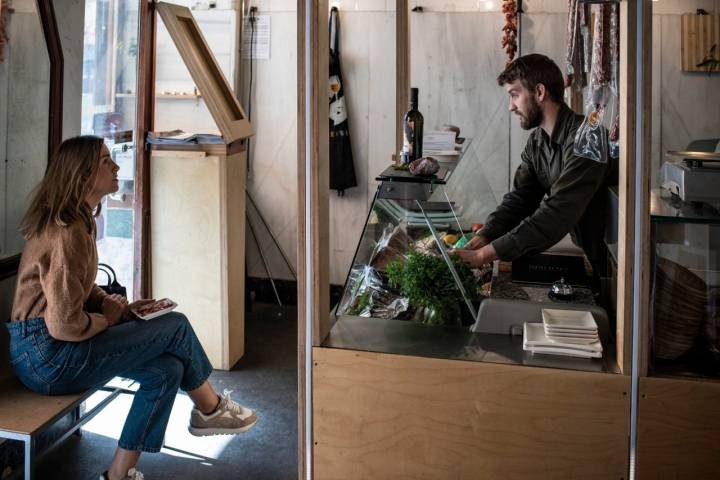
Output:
[97, 263, 127, 298]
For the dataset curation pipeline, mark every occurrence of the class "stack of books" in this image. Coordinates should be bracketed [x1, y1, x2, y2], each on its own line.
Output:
[523, 309, 603, 359]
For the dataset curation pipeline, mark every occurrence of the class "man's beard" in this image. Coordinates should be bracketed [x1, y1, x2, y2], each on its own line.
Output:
[518, 98, 543, 130]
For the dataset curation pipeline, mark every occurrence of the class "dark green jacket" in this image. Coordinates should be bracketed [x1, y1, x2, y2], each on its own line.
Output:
[479, 103, 617, 266]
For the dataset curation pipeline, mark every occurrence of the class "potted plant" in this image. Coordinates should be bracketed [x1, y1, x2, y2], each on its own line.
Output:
[386, 251, 477, 326]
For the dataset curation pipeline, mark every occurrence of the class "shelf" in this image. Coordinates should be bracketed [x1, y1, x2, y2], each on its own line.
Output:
[323, 315, 619, 375]
[650, 189, 720, 225]
[115, 93, 203, 99]
[652, 357, 720, 384]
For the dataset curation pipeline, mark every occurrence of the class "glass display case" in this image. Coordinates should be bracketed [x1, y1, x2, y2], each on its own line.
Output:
[649, 188, 720, 381]
[326, 137, 617, 374]
[335, 138, 493, 326]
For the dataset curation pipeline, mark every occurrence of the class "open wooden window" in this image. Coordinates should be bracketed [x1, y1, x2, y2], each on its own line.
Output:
[155, 2, 252, 143]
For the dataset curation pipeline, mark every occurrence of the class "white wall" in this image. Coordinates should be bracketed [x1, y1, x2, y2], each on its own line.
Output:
[241, 3, 300, 283]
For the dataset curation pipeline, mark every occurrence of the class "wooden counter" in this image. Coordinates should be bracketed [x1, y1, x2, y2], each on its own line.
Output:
[313, 346, 630, 480]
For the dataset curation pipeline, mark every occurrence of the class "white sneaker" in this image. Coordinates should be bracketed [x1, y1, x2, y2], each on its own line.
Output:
[100, 467, 144, 480]
[188, 390, 258, 436]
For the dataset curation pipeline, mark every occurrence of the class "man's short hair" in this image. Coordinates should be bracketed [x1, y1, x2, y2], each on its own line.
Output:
[497, 54, 565, 103]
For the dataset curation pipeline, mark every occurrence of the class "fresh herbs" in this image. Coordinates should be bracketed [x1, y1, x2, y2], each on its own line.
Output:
[386, 251, 477, 325]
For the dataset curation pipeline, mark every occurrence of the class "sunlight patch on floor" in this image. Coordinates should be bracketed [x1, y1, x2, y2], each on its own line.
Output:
[82, 392, 233, 461]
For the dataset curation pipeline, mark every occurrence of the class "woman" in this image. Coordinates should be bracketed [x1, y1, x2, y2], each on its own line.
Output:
[6, 136, 257, 480]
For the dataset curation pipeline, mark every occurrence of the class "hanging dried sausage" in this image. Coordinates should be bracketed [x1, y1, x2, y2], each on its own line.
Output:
[501, 0, 518, 65]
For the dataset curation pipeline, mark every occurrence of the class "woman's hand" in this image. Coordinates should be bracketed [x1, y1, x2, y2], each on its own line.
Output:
[101, 294, 128, 326]
[122, 299, 156, 322]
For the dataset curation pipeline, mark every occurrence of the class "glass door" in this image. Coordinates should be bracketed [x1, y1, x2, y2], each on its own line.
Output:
[81, 0, 139, 299]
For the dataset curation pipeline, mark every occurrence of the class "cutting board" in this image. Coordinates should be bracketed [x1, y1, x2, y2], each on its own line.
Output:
[681, 14, 720, 73]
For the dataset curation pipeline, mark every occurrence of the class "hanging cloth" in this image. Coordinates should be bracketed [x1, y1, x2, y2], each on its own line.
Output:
[328, 6, 357, 196]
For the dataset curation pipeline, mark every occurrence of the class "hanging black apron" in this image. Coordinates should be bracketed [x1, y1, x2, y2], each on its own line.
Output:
[329, 7, 357, 196]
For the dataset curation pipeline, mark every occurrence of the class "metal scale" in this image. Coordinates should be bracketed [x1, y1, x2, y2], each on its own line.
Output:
[661, 138, 720, 204]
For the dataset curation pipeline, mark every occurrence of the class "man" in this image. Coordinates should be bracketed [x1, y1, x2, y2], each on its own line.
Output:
[454, 53, 617, 272]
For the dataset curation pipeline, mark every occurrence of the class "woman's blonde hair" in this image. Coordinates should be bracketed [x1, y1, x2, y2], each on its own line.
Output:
[20, 135, 105, 238]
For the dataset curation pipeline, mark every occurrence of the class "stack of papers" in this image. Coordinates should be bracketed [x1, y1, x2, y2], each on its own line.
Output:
[523, 309, 603, 359]
[423, 131, 460, 156]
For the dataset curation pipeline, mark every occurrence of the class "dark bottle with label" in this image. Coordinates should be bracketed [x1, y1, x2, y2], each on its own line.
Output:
[403, 87, 424, 162]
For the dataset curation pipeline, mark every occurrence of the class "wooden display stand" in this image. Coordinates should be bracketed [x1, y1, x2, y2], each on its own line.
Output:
[150, 3, 252, 369]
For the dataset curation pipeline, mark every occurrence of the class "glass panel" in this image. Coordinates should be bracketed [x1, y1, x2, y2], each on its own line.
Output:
[81, 0, 139, 298]
[0, 1, 50, 260]
[649, 4, 720, 381]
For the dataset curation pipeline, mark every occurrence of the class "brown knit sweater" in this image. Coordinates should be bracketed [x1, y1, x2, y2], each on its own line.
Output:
[11, 221, 110, 341]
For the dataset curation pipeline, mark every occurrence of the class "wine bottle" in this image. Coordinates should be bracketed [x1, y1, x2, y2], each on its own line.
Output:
[403, 87, 424, 162]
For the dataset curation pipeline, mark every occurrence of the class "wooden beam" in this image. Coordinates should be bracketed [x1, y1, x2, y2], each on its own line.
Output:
[36, 0, 63, 158]
[298, 2, 330, 477]
[396, 0, 409, 155]
[134, 0, 156, 300]
[637, 0, 653, 377]
[311, 0, 330, 346]
[617, 0, 652, 376]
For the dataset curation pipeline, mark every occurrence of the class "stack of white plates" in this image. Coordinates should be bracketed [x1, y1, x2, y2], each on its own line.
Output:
[522, 309, 603, 359]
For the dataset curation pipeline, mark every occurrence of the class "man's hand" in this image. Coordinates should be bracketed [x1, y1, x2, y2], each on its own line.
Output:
[462, 233, 489, 251]
[122, 299, 157, 322]
[452, 243, 498, 268]
[102, 294, 128, 326]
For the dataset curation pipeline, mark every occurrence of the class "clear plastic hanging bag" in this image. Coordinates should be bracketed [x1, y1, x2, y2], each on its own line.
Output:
[574, 2, 619, 164]
[337, 265, 409, 319]
[574, 87, 618, 163]
[574, 98, 610, 163]
[368, 224, 409, 272]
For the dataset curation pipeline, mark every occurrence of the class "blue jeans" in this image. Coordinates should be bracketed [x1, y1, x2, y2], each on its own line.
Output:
[6, 312, 213, 453]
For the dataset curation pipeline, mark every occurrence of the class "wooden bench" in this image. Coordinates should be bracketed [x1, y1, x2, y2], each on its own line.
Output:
[0, 327, 131, 480]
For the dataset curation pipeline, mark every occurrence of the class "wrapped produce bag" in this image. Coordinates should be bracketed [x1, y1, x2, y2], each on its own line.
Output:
[574, 2, 620, 163]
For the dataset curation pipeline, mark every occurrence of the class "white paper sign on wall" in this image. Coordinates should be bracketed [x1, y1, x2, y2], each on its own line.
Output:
[242, 15, 270, 60]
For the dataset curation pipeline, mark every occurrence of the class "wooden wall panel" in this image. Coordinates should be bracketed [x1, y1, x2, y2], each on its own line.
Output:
[637, 376, 720, 479]
[314, 347, 630, 480]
